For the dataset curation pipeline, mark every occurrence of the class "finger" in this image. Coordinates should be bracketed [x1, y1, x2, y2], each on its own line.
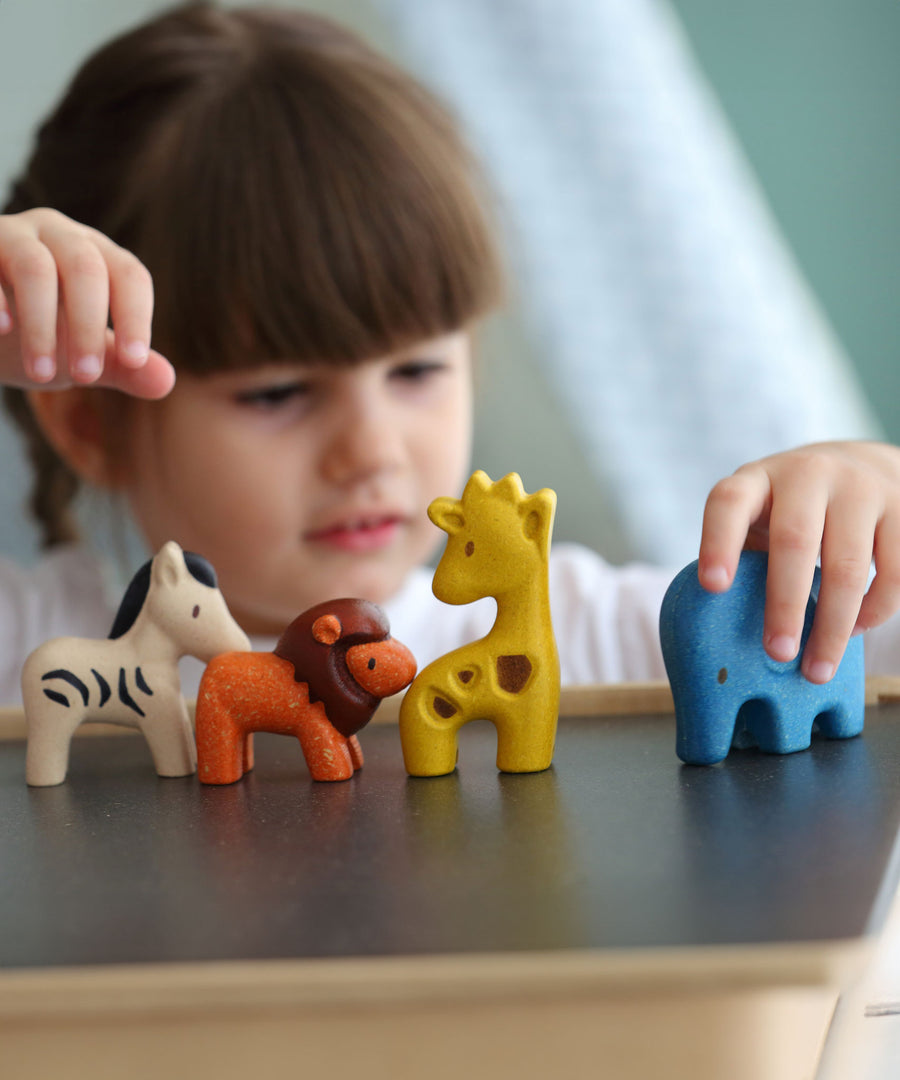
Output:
[856, 514, 900, 633]
[762, 467, 829, 662]
[86, 230, 153, 370]
[102, 343, 175, 399]
[0, 223, 58, 382]
[41, 225, 110, 384]
[698, 465, 770, 591]
[801, 499, 877, 682]
[0, 283, 12, 335]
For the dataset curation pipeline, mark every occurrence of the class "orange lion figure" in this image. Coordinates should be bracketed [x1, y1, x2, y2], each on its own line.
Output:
[196, 599, 417, 784]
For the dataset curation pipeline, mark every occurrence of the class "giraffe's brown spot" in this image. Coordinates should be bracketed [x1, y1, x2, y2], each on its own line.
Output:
[458, 670, 474, 683]
[496, 655, 533, 694]
[465, 541, 475, 557]
[433, 696, 457, 719]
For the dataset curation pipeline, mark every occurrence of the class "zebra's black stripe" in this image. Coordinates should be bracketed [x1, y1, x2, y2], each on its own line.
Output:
[42, 688, 70, 708]
[118, 668, 146, 718]
[91, 669, 111, 707]
[134, 667, 153, 696]
[41, 669, 89, 706]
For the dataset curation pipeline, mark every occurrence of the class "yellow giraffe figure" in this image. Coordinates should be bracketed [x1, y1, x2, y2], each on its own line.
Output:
[400, 471, 560, 776]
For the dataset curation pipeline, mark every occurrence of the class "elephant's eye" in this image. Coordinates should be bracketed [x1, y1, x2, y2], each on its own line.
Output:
[368, 657, 376, 670]
[718, 667, 728, 684]
[465, 541, 475, 557]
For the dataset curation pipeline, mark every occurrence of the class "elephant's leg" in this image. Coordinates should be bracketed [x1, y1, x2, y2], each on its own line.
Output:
[676, 707, 737, 765]
[814, 703, 865, 740]
[744, 699, 809, 754]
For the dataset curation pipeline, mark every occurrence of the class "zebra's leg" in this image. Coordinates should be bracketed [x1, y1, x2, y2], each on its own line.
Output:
[141, 696, 197, 778]
[24, 701, 84, 786]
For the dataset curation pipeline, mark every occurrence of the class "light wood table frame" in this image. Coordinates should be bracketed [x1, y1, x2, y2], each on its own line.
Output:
[3, 680, 900, 1080]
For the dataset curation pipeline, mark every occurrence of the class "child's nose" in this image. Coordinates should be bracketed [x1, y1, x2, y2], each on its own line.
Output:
[321, 400, 405, 485]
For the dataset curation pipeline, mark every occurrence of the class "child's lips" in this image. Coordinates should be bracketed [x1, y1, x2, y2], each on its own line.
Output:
[305, 515, 405, 553]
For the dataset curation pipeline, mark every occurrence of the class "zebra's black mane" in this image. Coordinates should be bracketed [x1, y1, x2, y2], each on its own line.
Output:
[108, 551, 218, 639]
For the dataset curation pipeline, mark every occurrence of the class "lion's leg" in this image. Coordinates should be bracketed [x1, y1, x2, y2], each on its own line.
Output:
[196, 697, 246, 785]
[295, 710, 355, 781]
[347, 734, 364, 771]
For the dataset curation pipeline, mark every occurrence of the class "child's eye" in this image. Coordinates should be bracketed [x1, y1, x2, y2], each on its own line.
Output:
[234, 381, 311, 410]
[390, 360, 447, 384]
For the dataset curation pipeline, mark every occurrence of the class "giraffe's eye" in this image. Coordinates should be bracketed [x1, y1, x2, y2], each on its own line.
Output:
[192, 605, 200, 619]
[465, 541, 474, 557]
[368, 657, 376, 670]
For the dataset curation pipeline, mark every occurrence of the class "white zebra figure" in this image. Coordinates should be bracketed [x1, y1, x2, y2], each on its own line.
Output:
[22, 541, 250, 786]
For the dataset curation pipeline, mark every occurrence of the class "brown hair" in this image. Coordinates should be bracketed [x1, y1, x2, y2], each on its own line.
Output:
[4, 1, 502, 547]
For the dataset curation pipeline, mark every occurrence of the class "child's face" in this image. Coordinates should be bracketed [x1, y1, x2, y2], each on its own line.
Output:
[119, 331, 473, 636]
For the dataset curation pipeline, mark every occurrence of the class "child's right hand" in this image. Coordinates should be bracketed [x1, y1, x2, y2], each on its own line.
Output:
[0, 209, 174, 398]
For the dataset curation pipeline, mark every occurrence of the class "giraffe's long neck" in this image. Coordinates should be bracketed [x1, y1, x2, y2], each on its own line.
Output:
[489, 559, 553, 645]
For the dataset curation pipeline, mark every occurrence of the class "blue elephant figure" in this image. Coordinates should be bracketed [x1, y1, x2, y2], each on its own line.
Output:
[659, 551, 865, 765]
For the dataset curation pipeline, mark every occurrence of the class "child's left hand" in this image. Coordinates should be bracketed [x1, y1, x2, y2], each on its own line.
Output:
[698, 441, 900, 683]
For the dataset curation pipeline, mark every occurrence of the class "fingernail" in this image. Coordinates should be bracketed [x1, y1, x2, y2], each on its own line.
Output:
[122, 341, 149, 366]
[74, 354, 102, 381]
[767, 634, 798, 662]
[701, 564, 730, 591]
[31, 356, 55, 381]
[805, 659, 835, 684]
[0, 311, 12, 334]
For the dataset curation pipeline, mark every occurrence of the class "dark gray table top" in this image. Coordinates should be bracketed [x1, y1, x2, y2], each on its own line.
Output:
[3, 707, 900, 970]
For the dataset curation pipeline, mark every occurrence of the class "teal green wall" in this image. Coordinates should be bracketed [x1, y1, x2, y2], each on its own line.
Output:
[670, 1, 900, 439]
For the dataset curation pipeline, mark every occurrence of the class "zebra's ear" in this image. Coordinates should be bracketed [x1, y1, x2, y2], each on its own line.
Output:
[151, 541, 186, 589]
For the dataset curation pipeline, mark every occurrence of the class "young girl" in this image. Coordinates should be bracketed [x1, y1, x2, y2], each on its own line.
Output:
[1, 1, 899, 704]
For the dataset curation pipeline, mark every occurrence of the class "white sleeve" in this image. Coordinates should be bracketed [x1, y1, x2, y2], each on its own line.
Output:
[862, 617, 900, 677]
[549, 544, 671, 685]
[0, 547, 116, 706]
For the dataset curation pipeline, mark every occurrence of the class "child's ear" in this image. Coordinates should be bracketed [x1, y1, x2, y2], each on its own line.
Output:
[25, 388, 121, 489]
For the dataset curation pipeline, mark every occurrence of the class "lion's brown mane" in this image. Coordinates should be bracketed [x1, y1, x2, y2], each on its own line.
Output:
[273, 598, 390, 737]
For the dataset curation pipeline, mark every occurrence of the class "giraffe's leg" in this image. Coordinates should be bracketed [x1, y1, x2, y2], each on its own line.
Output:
[495, 691, 559, 774]
[399, 685, 462, 777]
[296, 713, 355, 781]
[243, 732, 255, 774]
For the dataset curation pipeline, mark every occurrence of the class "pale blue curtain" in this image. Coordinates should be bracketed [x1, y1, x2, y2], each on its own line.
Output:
[375, 0, 878, 565]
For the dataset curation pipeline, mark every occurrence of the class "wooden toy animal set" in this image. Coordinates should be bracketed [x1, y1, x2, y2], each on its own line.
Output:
[21, 472, 561, 787]
[21, 472, 866, 787]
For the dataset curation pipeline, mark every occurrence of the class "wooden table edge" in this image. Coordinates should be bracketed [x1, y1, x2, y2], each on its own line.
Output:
[0, 938, 873, 1022]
